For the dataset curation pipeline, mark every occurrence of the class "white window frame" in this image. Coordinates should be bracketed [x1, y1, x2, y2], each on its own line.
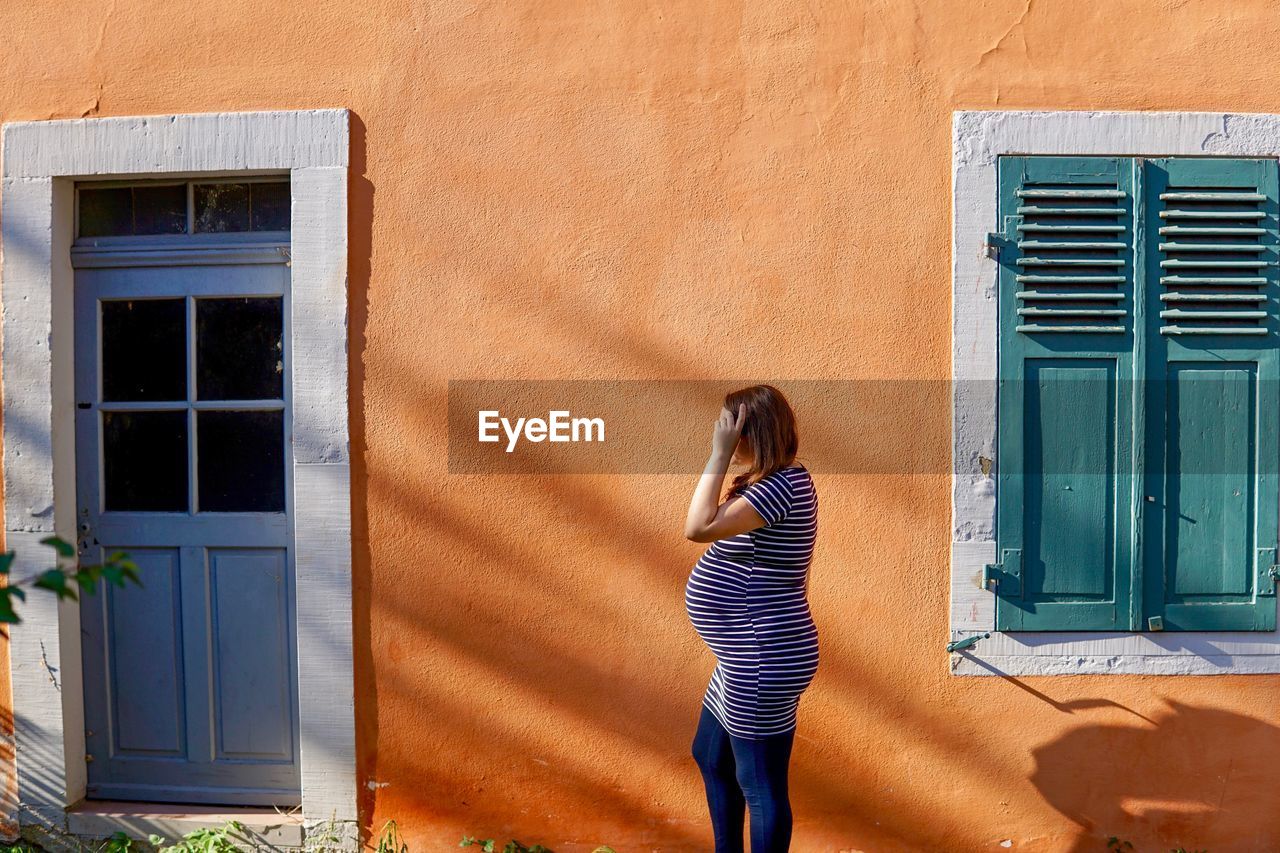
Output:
[952, 110, 1280, 676]
[2, 110, 356, 836]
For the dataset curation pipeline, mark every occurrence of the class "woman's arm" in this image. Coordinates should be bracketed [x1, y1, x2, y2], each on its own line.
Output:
[684, 404, 767, 543]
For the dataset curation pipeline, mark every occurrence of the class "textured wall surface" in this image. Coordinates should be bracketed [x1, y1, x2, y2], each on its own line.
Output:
[4, 0, 1280, 850]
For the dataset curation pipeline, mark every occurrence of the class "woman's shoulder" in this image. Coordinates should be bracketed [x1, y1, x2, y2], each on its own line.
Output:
[752, 464, 813, 499]
[776, 463, 811, 485]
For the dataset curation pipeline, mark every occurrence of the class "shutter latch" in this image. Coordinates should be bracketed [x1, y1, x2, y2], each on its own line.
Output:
[946, 632, 990, 654]
[983, 548, 1022, 596]
[986, 217, 1017, 260]
[985, 232, 1010, 260]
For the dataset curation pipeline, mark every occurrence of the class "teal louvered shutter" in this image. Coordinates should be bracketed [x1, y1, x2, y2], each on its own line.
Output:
[992, 157, 1139, 631]
[1141, 158, 1280, 631]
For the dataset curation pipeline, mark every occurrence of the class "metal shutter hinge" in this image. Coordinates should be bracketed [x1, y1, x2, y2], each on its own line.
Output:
[1255, 549, 1279, 597]
[983, 548, 1022, 596]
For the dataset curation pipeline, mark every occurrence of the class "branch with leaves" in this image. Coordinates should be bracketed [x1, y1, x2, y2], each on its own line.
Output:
[0, 536, 140, 623]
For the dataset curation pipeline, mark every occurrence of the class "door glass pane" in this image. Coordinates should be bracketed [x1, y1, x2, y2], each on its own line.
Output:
[131, 184, 187, 235]
[103, 411, 189, 511]
[196, 298, 284, 400]
[79, 186, 186, 237]
[102, 299, 187, 401]
[198, 410, 285, 512]
[251, 182, 290, 231]
[194, 183, 250, 233]
[79, 188, 133, 237]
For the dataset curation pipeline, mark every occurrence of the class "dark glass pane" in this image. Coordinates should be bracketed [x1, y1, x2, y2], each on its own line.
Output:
[196, 298, 283, 400]
[250, 182, 290, 231]
[102, 299, 187, 402]
[79, 188, 132, 237]
[131, 184, 187, 235]
[194, 183, 250, 233]
[198, 410, 285, 512]
[104, 411, 188, 511]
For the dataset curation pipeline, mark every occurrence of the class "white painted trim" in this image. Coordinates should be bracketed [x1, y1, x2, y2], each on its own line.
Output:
[951, 110, 1280, 676]
[1, 110, 355, 837]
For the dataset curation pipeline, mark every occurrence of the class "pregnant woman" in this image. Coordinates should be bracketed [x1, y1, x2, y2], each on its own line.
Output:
[684, 384, 820, 853]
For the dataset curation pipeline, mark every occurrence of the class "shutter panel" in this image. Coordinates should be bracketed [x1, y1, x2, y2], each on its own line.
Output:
[993, 157, 1139, 630]
[1143, 158, 1280, 631]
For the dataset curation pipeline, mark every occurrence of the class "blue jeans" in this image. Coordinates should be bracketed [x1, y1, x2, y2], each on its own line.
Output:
[691, 704, 795, 853]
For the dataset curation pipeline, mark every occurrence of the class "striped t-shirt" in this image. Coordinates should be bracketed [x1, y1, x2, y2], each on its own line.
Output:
[685, 464, 819, 738]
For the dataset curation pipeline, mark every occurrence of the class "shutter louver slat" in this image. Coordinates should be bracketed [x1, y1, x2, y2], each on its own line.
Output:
[1012, 174, 1131, 335]
[1156, 185, 1274, 336]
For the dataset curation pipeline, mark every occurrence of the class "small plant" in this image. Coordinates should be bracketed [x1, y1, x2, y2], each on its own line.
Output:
[104, 832, 135, 853]
[377, 821, 409, 853]
[460, 837, 551, 853]
[1171, 849, 1208, 853]
[149, 820, 251, 852]
[305, 813, 346, 852]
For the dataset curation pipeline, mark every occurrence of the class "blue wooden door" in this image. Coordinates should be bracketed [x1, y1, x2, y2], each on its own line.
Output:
[74, 247, 299, 805]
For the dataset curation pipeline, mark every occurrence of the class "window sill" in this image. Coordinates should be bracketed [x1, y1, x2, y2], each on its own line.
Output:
[66, 801, 305, 848]
[948, 628, 1280, 676]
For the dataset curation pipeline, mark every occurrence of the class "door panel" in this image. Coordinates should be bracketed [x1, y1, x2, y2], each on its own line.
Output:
[1164, 365, 1254, 600]
[76, 249, 299, 805]
[1024, 360, 1116, 601]
[104, 548, 185, 757]
[211, 548, 295, 761]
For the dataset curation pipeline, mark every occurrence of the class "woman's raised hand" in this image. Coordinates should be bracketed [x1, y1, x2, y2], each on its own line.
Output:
[711, 403, 747, 458]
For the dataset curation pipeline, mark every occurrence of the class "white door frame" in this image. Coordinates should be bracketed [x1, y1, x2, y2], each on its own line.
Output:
[1, 110, 355, 835]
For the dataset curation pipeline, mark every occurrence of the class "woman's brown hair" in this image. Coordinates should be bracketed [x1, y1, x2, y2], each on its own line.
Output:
[724, 384, 799, 497]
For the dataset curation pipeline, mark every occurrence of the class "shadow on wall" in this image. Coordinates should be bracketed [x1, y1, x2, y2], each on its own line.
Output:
[1031, 697, 1280, 852]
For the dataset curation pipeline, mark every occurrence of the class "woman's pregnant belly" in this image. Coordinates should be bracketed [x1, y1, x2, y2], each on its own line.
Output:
[685, 553, 816, 657]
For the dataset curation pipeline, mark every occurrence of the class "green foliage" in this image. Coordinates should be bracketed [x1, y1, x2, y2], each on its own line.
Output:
[303, 814, 345, 852]
[103, 831, 134, 852]
[0, 537, 139, 623]
[459, 837, 550, 853]
[377, 821, 409, 853]
[149, 820, 251, 853]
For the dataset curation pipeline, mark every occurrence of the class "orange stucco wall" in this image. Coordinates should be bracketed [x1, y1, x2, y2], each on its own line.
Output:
[6, 1, 1280, 850]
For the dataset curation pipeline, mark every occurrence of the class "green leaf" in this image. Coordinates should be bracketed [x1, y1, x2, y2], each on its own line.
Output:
[33, 569, 76, 600]
[118, 559, 141, 585]
[0, 552, 15, 575]
[40, 536, 76, 558]
[73, 567, 102, 591]
[0, 590, 20, 624]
